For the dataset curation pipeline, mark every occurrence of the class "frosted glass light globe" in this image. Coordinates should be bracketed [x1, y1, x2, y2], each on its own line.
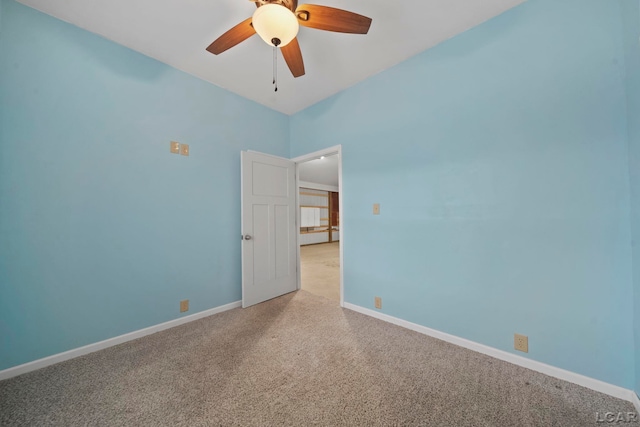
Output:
[252, 3, 299, 47]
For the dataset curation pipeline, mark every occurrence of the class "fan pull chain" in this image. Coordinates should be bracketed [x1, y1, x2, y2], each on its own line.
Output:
[272, 46, 278, 92]
[271, 38, 281, 92]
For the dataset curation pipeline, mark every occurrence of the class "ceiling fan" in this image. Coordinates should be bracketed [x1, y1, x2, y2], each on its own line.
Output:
[206, 0, 372, 78]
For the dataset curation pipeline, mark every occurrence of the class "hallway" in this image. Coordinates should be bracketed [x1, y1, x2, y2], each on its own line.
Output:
[300, 242, 340, 302]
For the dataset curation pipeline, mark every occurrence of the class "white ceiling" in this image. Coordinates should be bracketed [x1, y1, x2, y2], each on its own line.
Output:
[17, 0, 525, 115]
[299, 154, 339, 187]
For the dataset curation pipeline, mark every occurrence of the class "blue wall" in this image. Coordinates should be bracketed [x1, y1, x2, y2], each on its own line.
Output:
[291, 0, 634, 388]
[621, 0, 640, 396]
[0, 0, 289, 370]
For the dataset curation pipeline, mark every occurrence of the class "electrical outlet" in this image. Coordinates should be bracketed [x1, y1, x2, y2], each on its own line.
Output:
[170, 141, 180, 154]
[374, 296, 382, 309]
[514, 333, 528, 353]
[180, 299, 189, 313]
[180, 143, 190, 156]
[373, 203, 380, 215]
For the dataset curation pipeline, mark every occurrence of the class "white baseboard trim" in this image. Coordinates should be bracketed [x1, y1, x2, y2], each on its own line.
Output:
[344, 303, 637, 405]
[0, 300, 242, 381]
[632, 391, 640, 415]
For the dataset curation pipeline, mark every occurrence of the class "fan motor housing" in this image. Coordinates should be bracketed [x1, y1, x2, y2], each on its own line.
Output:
[256, 0, 296, 12]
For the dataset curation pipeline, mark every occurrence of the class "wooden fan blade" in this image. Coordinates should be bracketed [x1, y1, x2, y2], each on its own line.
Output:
[295, 4, 371, 34]
[206, 17, 255, 55]
[281, 38, 305, 77]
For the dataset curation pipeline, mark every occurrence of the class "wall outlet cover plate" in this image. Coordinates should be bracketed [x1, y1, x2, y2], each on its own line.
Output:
[514, 333, 528, 353]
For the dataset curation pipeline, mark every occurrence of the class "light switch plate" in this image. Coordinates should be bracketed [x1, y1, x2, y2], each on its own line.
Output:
[180, 143, 190, 156]
[373, 203, 380, 215]
[170, 141, 180, 154]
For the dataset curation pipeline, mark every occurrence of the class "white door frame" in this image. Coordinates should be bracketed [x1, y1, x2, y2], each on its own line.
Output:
[291, 145, 344, 307]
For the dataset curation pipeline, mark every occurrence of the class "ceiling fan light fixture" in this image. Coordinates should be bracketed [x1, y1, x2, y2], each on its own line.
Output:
[252, 3, 299, 48]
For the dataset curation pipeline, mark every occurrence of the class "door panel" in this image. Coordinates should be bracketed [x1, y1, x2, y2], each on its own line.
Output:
[242, 151, 297, 307]
[274, 204, 290, 279]
[252, 204, 270, 283]
[252, 162, 289, 197]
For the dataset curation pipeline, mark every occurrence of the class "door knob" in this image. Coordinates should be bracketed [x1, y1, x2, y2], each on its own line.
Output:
[244, 235, 252, 240]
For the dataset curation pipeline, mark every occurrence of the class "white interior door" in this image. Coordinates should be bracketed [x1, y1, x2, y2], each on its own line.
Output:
[241, 151, 297, 308]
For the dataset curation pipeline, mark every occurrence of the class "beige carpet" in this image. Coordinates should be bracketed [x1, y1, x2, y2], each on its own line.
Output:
[0, 290, 635, 426]
[300, 242, 340, 302]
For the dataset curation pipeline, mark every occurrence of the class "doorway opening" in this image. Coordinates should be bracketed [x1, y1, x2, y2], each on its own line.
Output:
[293, 146, 343, 307]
